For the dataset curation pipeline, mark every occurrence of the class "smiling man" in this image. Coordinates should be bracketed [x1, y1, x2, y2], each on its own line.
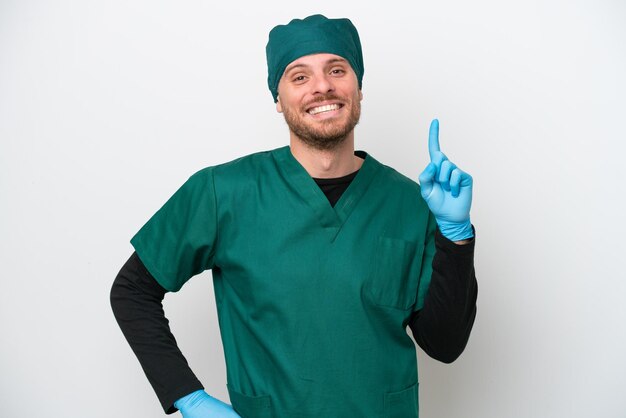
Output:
[111, 14, 477, 418]
[278, 54, 362, 150]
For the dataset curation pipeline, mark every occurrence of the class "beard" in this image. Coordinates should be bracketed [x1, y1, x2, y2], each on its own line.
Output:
[281, 93, 361, 151]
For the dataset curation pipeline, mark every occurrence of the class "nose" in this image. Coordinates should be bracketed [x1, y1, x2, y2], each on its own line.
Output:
[311, 73, 335, 95]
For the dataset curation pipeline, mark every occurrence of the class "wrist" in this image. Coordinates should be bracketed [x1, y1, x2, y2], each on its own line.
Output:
[453, 238, 472, 245]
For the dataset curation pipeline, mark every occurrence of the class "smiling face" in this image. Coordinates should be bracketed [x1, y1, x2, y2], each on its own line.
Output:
[276, 53, 363, 151]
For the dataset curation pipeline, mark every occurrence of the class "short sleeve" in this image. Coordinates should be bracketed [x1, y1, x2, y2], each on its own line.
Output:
[131, 167, 218, 292]
[413, 210, 437, 312]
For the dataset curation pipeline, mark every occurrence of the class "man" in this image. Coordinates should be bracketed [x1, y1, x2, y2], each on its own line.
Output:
[111, 14, 477, 418]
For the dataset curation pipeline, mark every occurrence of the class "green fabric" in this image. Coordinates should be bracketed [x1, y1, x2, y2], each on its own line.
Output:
[266, 14, 364, 102]
[131, 146, 436, 417]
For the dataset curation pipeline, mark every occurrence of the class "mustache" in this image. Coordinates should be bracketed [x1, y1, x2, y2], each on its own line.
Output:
[302, 94, 344, 108]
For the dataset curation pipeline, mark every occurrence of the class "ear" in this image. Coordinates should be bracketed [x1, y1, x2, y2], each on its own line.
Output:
[276, 96, 283, 113]
[358, 89, 363, 101]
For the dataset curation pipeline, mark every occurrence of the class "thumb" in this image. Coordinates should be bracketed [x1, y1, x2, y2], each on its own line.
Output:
[418, 162, 436, 199]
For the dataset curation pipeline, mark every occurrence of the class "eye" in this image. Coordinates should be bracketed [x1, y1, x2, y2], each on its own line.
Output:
[292, 74, 307, 83]
[330, 68, 346, 75]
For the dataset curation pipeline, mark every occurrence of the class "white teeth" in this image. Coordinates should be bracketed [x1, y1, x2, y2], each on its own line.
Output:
[308, 104, 340, 115]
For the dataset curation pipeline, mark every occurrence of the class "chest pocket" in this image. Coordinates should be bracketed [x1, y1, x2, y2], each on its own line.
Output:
[364, 236, 424, 310]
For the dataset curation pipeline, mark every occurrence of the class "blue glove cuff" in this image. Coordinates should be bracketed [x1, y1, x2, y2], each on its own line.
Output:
[174, 389, 208, 410]
[437, 219, 474, 241]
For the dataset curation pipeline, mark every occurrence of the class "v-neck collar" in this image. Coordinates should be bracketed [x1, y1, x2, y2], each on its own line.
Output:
[272, 146, 380, 241]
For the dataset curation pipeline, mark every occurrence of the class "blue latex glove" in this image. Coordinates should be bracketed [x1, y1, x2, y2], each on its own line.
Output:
[418, 119, 474, 241]
[174, 390, 241, 418]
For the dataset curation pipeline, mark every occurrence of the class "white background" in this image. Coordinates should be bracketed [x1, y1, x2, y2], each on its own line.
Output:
[1, 1, 625, 417]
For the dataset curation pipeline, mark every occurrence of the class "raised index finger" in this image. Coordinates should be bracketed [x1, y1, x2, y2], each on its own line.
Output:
[428, 118, 441, 161]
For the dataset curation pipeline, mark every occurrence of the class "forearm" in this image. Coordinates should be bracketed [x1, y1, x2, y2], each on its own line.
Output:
[409, 227, 478, 363]
[110, 252, 203, 414]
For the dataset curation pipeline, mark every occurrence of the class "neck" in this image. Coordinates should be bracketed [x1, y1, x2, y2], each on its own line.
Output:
[289, 131, 363, 178]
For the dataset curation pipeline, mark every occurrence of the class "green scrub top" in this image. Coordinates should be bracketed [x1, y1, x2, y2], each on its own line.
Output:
[131, 146, 437, 418]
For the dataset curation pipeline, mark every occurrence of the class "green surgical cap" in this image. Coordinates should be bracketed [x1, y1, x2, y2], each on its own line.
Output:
[266, 14, 364, 102]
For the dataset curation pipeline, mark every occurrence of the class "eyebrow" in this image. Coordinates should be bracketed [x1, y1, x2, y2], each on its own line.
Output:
[283, 57, 349, 75]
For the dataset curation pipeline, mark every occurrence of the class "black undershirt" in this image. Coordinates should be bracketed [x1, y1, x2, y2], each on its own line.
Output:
[312, 169, 359, 207]
[111, 163, 478, 414]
